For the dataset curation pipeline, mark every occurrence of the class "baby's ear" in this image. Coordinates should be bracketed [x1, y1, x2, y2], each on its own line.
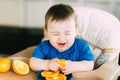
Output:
[75, 26, 80, 37]
[76, 26, 80, 31]
[42, 28, 49, 41]
[76, 26, 80, 33]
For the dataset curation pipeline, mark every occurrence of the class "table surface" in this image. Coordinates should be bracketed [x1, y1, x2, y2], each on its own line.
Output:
[0, 70, 37, 80]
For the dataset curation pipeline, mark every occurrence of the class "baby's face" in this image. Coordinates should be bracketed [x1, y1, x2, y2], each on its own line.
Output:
[47, 17, 78, 52]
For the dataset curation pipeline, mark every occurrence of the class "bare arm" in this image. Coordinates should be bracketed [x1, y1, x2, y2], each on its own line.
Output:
[61, 60, 94, 75]
[29, 57, 49, 71]
[29, 57, 60, 72]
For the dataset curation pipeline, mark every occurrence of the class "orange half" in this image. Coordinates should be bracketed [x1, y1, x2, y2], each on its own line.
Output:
[12, 60, 29, 75]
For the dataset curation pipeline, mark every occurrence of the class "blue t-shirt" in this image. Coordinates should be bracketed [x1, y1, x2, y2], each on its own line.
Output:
[32, 38, 94, 80]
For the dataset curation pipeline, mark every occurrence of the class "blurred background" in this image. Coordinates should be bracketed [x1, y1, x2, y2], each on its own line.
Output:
[0, 0, 120, 27]
[0, 0, 120, 57]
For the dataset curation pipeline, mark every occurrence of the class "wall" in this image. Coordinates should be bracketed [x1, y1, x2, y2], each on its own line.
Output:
[0, 0, 120, 28]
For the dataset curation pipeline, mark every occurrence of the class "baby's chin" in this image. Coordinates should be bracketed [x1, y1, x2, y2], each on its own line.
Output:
[58, 49, 65, 52]
[57, 47, 69, 52]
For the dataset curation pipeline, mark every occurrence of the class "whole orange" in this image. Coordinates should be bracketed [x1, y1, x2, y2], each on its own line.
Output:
[0, 58, 11, 72]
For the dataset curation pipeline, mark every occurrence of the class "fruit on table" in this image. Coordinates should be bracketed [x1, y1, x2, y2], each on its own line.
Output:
[42, 70, 66, 80]
[41, 70, 59, 77]
[46, 73, 66, 80]
[12, 60, 29, 75]
[0, 58, 11, 72]
[41, 59, 67, 80]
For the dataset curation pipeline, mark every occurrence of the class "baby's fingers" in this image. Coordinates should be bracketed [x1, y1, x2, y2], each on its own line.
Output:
[61, 67, 69, 75]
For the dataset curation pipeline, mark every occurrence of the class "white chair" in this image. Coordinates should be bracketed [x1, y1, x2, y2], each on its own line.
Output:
[72, 7, 120, 80]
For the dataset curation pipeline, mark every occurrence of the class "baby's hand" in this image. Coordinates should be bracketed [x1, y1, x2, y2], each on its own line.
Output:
[47, 58, 60, 72]
[61, 60, 74, 75]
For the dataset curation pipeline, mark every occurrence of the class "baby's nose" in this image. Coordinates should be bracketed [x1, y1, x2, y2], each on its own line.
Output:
[58, 36, 66, 42]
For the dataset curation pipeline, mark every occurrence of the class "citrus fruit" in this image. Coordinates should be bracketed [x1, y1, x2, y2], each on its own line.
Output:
[46, 76, 59, 80]
[41, 70, 59, 77]
[57, 73, 66, 80]
[46, 73, 66, 80]
[12, 60, 29, 75]
[0, 58, 11, 72]
[59, 59, 66, 67]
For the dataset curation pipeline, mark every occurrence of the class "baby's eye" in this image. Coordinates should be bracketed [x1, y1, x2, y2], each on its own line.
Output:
[53, 33, 58, 36]
[65, 33, 70, 35]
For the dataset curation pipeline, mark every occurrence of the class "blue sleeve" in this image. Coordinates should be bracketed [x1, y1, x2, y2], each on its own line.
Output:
[32, 40, 49, 59]
[81, 43, 94, 61]
[77, 39, 94, 61]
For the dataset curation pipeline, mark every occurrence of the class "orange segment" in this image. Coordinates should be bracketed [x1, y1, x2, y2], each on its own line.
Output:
[41, 70, 59, 77]
[59, 59, 66, 67]
[12, 60, 29, 75]
[0, 58, 11, 72]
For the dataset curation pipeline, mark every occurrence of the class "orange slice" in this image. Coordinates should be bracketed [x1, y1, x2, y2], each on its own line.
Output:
[0, 58, 11, 72]
[45, 76, 59, 80]
[12, 60, 29, 75]
[59, 59, 66, 67]
[46, 73, 66, 80]
[58, 73, 66, 80]
[41, 70, 59, 77]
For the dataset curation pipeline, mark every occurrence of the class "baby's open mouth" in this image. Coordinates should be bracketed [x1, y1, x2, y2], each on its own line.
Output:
[58, 43, 66, 47]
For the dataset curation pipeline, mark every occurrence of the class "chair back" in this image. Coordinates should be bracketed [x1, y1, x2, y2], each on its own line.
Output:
[73, 7, 120, 64]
